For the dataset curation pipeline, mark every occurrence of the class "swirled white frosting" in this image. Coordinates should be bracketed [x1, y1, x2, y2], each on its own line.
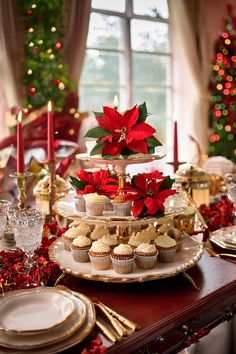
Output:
[91, 225, 108, 240]
[64, 227, 80, 239]
[101, 234, 118, 246]
[140, 225, 157, 240]
[89, 240, 110, 253]
[84, 193, 107, 203]
[72, 236, 91, 247]
[135, 243, 157, 254]
[155, 235, 177, 248]
[113, 244, 133, 255]
[128, 232, 149, 247]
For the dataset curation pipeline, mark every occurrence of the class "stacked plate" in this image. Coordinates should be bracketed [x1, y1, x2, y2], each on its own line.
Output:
[210, 226, 236, 250]
[0, 287, 96, 354]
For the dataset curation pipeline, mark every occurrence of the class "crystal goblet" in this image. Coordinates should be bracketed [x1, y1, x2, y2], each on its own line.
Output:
[8, 208, 45, 287]
[225, 173, 236, 224]
[0, 200, 11, 240]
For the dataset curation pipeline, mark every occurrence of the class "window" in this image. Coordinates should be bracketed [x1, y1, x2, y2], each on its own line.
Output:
[80, 0, 171, 146]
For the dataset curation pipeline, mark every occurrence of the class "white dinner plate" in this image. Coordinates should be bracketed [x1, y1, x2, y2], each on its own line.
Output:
[210, 226, 236, 250]
[0, 288, 75, 334]
[0, 287, 86, 349]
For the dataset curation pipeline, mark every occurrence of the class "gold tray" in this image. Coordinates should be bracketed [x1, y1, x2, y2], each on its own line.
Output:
[49, 236, 204, 283]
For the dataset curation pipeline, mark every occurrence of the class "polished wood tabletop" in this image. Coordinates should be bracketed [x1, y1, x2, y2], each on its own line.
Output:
[62, 245, 236, 354]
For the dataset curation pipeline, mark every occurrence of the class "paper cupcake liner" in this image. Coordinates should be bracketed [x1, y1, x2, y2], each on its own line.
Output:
[113, 203, 132, 217]
[70, 247, 90, 262]
[85, 202, 104, 216]
[75, 196, 86, 212]
[62, 236, 73, 251]
[89, 254, 111, 270]
[111, 257, 134, 274]
[135, 254, 158, 269]
[158, 249, 176, 263]
[176, 239, 183, 252]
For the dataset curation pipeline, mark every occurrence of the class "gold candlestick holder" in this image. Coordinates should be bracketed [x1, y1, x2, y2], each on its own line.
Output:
[47, 160, 57, 217]
[10, 172, 33, 209]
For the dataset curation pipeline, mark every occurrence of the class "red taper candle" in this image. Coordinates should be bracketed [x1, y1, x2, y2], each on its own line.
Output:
[47, 100, 55, 162]
[17, 111, 24, 173]
[173, 120, 179, 173]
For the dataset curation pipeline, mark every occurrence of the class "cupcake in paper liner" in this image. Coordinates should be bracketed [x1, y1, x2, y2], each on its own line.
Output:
[128, 232, 150, 249]
[84, 193, 108, 216]
[89, 240, 111, 270]
[70, 235, 92, 262]
[140, 225, 158, 243]
[62, 227, 81, 251]
[112, 196, 132, 217]
[90, 224, 109, 241]
[75, 195, 86, 212]
[111, 244, 134, 274]
[154, 235, 177, 263]
[101, 233, 119, 249]
[135, 243, 158, 269]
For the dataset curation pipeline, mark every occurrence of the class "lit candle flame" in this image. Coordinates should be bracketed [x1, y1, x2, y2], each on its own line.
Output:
[47, 100, 52, 112]
[17, 110, 22, 123]
[113, 95, 118, 109]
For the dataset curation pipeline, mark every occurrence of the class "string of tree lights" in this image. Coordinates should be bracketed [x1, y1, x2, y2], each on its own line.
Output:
[19, 0, 74, 111]
[208, 5, 236, 163]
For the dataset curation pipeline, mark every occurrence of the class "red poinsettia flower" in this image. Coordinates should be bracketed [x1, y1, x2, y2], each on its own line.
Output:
[97, 106, 156, 155]
[123, 172, 176, 218]
[71, 169, 118, 198]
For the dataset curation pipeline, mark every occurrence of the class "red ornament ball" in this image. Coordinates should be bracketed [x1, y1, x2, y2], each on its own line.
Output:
[28, 86, 36, 95]
[53, 79, 60, 86]
[33, 47, 39, 53]
[26, 10, 32, 15]
[55, 42, 62, 50]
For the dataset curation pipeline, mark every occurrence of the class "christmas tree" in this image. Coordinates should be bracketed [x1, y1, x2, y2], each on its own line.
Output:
[208, 6, 236, 163]
[18, 0, 74, 111]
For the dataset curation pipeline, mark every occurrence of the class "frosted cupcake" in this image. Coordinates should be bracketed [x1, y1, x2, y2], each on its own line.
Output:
[128, 232, 149, 249]
[111, 244, 134, 274]
[70, 236, 92, 262]
[90, 224, 109, 241]
[140, 225, 158, 243]
[101, 233, 119, 249]
[62, 227, 80, 251]
[112, 196, 132, 217]
[84, 193, 108, 216]
[89, 240, 111, 270]
[135, 243, 158, 269]
[167, 228, 183, 252]
[75, 223, 92, 236]
[155, 235, 177, 263]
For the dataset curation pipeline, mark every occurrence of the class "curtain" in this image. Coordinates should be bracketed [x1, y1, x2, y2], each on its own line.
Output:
[63, 0, 91, 89]
[168, 0, 210, 163]
[0, 0, 23, 136]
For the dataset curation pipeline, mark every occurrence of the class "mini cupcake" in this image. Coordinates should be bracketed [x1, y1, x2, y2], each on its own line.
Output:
[70, 236, 92, 262]
[167, 228, 183, 252]
[89, 240, 111, 270]
[84, 193, 108, 216]
[155, 235, 177, 263]
[101, 233, 119, 249]
[62, 227, 80, 251]
[112, 196, 132, 217]
[140, 225, 158, 243]
[76, 223, 92, 236]
[90, 224, 109, 241]
[75, 195, 86, 212]
[111, 244, 134, 274]
[69, 220, 81, 228]
[128, 232, 149, 249]
[135, 243, 158, 269]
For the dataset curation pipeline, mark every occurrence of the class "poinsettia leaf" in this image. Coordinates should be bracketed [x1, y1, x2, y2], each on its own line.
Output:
[90, 141, 106, 156]
[93, 111, 104, 118]
[137, 102, 148, 123]
[69, 176, 87, 190]
[146, 136, 162, 147]
[148, 147, 155, 154]
[84, 126, 111, 138]
[152, 210, 165, 218]
[159, 176, 175, 191]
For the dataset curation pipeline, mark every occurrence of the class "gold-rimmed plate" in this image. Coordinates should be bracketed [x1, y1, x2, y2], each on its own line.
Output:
[0, 288, 75, 334]
[49, 236, 204, 283]
[210, 226, 236, 250]
[0, 287, 86, 350]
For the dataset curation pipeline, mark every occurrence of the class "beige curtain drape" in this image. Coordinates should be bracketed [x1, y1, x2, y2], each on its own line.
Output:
[63, 0, 91, 87]
[168, 0, 210, 162]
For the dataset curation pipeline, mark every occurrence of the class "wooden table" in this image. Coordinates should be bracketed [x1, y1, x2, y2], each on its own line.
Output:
[62, 250, 236, 354]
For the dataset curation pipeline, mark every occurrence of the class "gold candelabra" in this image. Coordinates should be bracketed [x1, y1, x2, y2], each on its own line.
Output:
[47, 160, 57, 217]
[10, 172, 33, 209]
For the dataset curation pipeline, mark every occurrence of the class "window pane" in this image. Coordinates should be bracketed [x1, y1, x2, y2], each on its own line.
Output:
[132, 52, 171, 85]
[133, 0, 169, 19]
[81, 49, 125, 86]
[87, 13, 124, 50]
[131, 19, 169, 53]
[92, 0, 125, 13]
[80, 87, 124, 113]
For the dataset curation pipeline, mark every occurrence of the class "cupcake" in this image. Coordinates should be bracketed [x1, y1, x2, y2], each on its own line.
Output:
[62, 227, 80, 251]
[135, 243, 158, 269]
[89, 240, 111, 270]
[90, 224, 109, 241]
[69, 220, 81, 228]
[112, 196, 132, 217]
[75, 195, 86, 212]
[84, 193, 108, 216]
[140, 225, 158, 243]
[173, 206, 195, 234]
[158, 223, 170, 235]
[167, 228, 183, 252]
[101, 233, 119, 249]
[128, 232, 149, 249]
[155, 235, 177, 263]
[70, 236, 92, 262]
[111, 244, 134, 274]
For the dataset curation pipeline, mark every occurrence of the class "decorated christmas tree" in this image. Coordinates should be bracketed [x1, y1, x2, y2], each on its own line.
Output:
[18, 0, 74, 111]
[208, 6, 236, 163]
